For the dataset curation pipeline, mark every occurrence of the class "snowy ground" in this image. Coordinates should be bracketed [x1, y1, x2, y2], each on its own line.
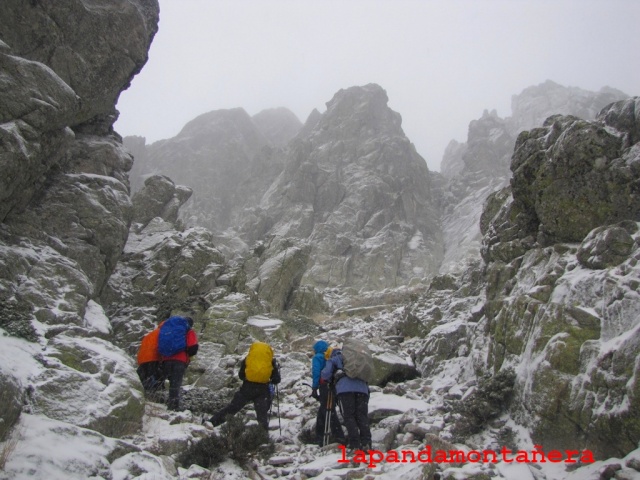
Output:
[2, 301, 640, 479]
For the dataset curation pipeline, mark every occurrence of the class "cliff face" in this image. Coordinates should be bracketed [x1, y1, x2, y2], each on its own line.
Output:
[242, 84, 443, 291]
[0, 0, 159, 444]
[438, 81, 629, 273]
[405, 98, 640, 465]
[127, 107, 300, 234]
[0, 0, 158, 134]
[480, 97, 640, 457]
[133, 84, 443, 292]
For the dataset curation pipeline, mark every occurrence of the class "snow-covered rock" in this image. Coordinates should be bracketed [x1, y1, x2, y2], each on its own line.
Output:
[1, 1, 639, 477]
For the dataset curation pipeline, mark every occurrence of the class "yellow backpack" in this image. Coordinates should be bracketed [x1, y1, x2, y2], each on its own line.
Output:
[245, 342, 274, 383]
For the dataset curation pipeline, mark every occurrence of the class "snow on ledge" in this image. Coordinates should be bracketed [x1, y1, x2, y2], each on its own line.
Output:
[368, 392, 429, 414]
[247, 315, 283, 330]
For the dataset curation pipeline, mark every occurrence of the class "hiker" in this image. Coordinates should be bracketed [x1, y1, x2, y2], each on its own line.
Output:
[311, 340, 345, 446]
[209, 341, 281, 431]
[159, 316, 199, 411]
[321, 347, 372, 451]
[136, 324, 166, 400]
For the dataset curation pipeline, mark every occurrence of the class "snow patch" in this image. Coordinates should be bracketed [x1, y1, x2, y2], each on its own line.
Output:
[247, 315, 283, 331]
[83, 300, 112, 335]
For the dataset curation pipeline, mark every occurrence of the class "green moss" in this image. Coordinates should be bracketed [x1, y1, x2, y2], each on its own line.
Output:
[590, 411, 640, 458]
[451, 369, 516, 439]
[534, 305, 600, 375]
[51, 345, 100, 374]
[89, 396, 144, 438]
[528, 365, 591, 454]
[546, 325, 598, 375]
[488, 297, 539, 369]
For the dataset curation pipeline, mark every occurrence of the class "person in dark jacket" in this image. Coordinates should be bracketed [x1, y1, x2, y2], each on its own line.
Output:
[161, 317, 199, 411]
[321, 347, 371, 451]
[311, 340, 345, 446]
[209, 342, 281, 431]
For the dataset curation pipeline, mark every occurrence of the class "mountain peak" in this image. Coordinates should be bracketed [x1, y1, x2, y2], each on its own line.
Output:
[317, 83, 403, 137]
[251, 107, 302, 147]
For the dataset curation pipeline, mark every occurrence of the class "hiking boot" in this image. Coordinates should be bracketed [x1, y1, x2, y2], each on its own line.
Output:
[201, 416, 214, 428]
[209, 415, 224, 427]
[346, 445, 361, 456]
[343, 447, 364, 467]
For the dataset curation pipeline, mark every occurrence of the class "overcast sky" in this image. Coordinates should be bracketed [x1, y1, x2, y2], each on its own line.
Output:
[115, 0, 639, 171]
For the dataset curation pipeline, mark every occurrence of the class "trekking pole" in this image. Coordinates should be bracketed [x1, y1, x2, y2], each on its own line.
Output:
[323, 388, 332, 447]
[336, 390, 344, 421]
[275, 383, 282, 437]
[268, 386, 273, 424]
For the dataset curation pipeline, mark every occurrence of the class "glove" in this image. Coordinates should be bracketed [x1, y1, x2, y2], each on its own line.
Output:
[311, 388, 320, 400]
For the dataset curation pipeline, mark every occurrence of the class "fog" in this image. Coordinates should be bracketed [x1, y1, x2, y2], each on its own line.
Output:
[114, 0, 640, 171]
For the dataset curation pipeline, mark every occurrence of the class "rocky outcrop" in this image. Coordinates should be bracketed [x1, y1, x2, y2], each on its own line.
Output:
[127, 108, 293, 234]
[483, 100, 640, 261]
[510, 80, 628, 135]
[131, 175, 192, 228]
[0, 42, 78, 223]
[3, 1, 638, 472]
[512, 115, 634, 244]
[438, 82, 629, 273]
[480, 97, 640, 458]
[122, 135, 149, 192]
[102, 217, 227, 348]
[404, 96, 640, 462]
[131, 84, 443, 292]
[0, 0, 159, 441]
[0, 368, 22, 442]
[0, 0, 159, 133]
[577, 222, 637, 269]
[245, 236, 313, 314]
[5, 136, 135, 295]
[245, 84, 443, 290]
[371, 351, 420, 386]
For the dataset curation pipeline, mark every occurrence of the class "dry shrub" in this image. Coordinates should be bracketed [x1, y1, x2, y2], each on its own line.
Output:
[178, 414, 274, 469]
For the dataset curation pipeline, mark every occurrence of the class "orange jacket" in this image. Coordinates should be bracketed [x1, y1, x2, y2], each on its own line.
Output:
[137, 327, 161, 365]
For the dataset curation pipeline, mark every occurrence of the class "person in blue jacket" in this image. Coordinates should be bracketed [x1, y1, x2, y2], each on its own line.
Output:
[311, 340, 345, 446]
[321, 346, 371, 451]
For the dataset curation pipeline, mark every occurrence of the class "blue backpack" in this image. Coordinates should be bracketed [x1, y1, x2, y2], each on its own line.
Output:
[158, 316, 190, 357]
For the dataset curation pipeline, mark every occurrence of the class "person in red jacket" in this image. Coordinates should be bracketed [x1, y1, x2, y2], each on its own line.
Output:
[162, 317, 199, 411]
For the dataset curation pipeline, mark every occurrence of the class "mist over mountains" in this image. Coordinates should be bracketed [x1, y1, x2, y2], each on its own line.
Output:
[125, 79, 629, 284]
[2, 1, 640, 478]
